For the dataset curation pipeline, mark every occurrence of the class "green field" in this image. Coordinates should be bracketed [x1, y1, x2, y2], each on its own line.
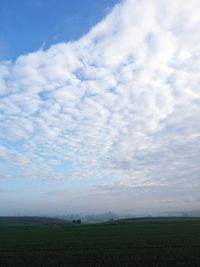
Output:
[0, 217, 199, 266]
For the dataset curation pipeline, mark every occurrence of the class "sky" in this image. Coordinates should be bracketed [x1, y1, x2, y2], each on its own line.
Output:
[0, 0, 200, 216]
[0, 0, 119, 60]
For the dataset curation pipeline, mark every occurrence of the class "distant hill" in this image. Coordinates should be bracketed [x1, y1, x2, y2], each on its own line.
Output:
[111, 216, 200, 224]
[159, 210, 200, 217]
[0, 216, 71, 227]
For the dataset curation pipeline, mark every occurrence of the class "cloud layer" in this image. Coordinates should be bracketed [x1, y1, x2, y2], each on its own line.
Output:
[0, 0, 200, 212]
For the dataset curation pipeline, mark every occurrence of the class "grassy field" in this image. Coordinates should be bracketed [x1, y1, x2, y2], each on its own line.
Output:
[0, 217, 199, 266]
[0, 216, 70, 228]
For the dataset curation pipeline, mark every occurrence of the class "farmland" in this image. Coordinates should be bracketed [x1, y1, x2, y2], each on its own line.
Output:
[0, 217, 199, 266]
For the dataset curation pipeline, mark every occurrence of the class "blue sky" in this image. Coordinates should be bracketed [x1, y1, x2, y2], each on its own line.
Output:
[0, 0, 200, 215]
[0, 0, 119, 60]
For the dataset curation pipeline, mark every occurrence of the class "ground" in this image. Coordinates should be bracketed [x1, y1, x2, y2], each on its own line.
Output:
[0, 217, 199, 266]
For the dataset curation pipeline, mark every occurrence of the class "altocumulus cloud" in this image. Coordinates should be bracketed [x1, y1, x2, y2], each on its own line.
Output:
[0, 0, 200, 212]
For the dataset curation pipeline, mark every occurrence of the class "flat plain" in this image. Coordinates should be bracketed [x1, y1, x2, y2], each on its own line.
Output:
[0, 217, 199, 266]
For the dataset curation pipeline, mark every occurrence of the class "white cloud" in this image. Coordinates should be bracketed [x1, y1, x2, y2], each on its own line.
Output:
[0, 0, 199, 210]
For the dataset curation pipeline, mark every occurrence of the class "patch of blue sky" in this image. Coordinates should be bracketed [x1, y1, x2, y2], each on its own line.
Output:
[0, 0, 120, 61]
[38, 91, 49, 101]
[0, 173, 113, 197]
[0, 139, 27, 153]
[0, 178, 52, 196]
[53, 160, 75, 174]
[51, 160, 109, 187]
[0, 155, 29, 179]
